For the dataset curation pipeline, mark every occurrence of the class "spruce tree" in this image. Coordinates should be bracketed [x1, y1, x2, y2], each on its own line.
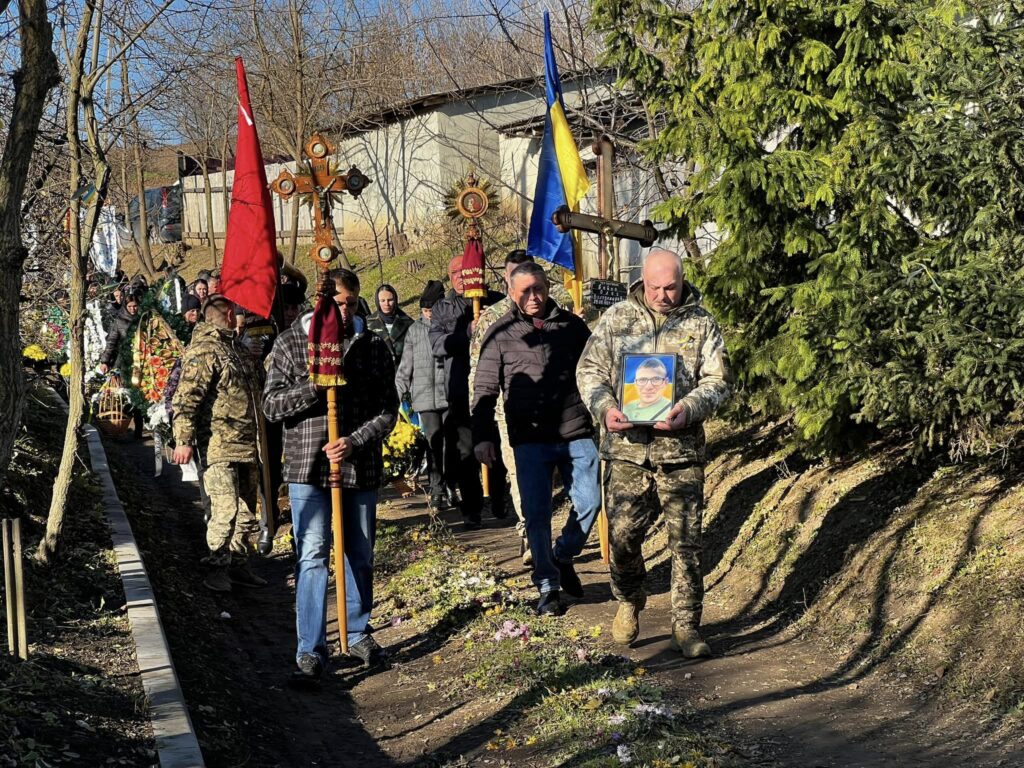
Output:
[594, 0, 1024, 455]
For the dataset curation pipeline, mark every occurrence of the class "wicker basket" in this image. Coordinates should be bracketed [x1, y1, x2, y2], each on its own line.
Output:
[95, 374, 132, 436]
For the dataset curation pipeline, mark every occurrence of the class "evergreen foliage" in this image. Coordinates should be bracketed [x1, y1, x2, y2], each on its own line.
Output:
[593, 0, 1024, 455]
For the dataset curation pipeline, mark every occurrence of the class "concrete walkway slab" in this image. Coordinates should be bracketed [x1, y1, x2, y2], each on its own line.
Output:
[84, 425, 205, 768]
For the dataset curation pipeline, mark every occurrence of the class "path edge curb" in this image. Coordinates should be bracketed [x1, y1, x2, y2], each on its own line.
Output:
[82, 423, 206, 768]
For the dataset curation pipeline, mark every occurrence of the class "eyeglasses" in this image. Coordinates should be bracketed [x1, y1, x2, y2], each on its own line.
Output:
[635, 376, 667, 386]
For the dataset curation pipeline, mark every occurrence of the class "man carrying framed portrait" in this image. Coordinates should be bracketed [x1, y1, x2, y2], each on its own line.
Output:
[577, 248, 733, 658]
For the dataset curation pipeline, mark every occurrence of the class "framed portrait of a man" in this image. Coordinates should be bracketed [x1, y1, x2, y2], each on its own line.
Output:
[618, 353, 677, 424]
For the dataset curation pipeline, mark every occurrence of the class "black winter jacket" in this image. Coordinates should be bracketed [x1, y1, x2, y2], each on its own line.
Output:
[99, 305, 137, 367]
[471, 299, 593, 447]
[428, 288, 504, 411]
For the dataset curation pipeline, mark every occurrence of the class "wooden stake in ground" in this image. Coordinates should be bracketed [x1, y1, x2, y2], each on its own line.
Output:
[271, 134, 369, 655]
[2, 518, 27, 659]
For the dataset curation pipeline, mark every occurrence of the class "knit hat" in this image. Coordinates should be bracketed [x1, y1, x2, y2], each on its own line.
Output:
[182, 295, 201, 312]
[420, 280, 445, 308]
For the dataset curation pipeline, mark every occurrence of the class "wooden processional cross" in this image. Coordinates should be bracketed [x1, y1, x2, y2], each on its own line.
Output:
[552, 135, 659, 309]
[270, 133, 370, 654]
[553, 135, 660, 563]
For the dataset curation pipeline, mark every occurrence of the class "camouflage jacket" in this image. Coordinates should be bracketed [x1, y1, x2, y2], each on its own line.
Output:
[576, 279, 732, 466]
[468, 295, 512, 403]
[171, 321, 258, 465]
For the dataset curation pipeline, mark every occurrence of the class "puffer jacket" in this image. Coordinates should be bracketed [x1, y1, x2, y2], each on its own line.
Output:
[471, 299, 593, 447]
[99, 305, 137, 366]
[395, 318, 447, 412]
[428, 288, 504, 410]
[576, 279, 732, 466]
[171, 321, 258, 465]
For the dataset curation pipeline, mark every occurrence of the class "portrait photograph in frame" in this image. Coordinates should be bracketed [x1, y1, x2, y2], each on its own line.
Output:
[619, 353, 677, 424]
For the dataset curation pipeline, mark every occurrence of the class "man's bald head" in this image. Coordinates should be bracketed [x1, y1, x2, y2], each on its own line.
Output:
[642, 248, 685, 314]
[448, 255, 465, 295]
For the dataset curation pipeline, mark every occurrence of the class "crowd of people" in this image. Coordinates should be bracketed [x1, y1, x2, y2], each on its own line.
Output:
[92, 246, 732, 686]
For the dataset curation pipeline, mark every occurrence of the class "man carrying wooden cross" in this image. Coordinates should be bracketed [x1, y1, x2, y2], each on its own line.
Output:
[577, 248, 732, 658]
[263, 268, 398, 682]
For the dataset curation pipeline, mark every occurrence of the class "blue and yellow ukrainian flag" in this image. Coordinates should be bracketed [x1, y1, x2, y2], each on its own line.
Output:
[527, 11, 590, 308]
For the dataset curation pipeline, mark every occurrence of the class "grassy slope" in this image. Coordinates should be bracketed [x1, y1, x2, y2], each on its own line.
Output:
[0, 387, 154, 766]
[681, 420, 1024, 718]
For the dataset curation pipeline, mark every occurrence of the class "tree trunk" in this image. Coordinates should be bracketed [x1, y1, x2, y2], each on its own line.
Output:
[0, 0, 60, 480]
[220, 130, 230, 244]
[40, 0, 111, 563]
[200, 157, 217, 266]
[132, 133, 155, 277]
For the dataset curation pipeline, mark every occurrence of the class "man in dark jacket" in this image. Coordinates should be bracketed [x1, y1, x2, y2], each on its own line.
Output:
[472, 262, 599, 616]
[366, 283, 414, 363]
[97, 292, 139, 374]
[429, 255, 507, 529]
[263, 268, 398, 682]
[395, 280, 448, 509]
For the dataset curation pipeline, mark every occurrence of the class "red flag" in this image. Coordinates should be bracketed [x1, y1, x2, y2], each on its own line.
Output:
[220, 58, 278, 318]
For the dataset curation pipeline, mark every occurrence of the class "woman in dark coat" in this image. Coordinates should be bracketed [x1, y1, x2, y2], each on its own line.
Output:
[366, 283, 414, 363]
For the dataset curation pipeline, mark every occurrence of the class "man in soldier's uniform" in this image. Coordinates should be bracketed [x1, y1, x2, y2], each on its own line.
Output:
[469, 249, 534, 563]
[577, 248, 732, 657]
[172, 297, 265, 593]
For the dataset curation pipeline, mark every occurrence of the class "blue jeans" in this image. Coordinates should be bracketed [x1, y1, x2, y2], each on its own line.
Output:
[513, 438, 601, 595]
[289, 483, 378, 663]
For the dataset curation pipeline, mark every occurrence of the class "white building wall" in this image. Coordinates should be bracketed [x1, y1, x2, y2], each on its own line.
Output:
[181, 162, 344, 247]
[334, 111, 445, 250]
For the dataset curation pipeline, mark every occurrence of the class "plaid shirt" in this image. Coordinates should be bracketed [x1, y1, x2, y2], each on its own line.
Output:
[262, 314, 398, 489]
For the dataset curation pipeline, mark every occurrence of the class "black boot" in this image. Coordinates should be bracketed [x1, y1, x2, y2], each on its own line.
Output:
[536, 590, 564, 616]
[555, 559, 583, 599]
[257, 528, 273, 556]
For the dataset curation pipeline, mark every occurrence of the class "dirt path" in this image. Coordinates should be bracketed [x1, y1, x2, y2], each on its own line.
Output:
[104, 433, 1022, 767]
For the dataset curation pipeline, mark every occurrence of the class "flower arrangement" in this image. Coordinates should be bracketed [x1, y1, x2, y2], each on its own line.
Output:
[132, 312, 183, 404]
[22, 344, 47, 362]
[39, 306, 69, 362]
[381, 417, 422, 481]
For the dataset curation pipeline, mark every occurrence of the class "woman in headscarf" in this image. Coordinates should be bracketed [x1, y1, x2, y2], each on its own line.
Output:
[366, 283, 414, 363]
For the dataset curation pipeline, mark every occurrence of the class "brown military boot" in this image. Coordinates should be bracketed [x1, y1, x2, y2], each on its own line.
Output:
[611, 595, 647, 645]
[670, 622, 711, 658]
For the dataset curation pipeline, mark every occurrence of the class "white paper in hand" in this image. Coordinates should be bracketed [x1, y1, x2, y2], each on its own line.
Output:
[181, 458, 199, 483]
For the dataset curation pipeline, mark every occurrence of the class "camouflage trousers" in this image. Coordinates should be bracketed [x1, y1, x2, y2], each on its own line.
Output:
[203, 461, 259, 566]
[605, 460, 705, 629]
[495, 398, 524, 537]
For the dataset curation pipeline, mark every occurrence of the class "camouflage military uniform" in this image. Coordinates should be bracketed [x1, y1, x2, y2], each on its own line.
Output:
[172, 321, 260, 565]
[577, 280, 731, 629]
[469, 296, 524, 534]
